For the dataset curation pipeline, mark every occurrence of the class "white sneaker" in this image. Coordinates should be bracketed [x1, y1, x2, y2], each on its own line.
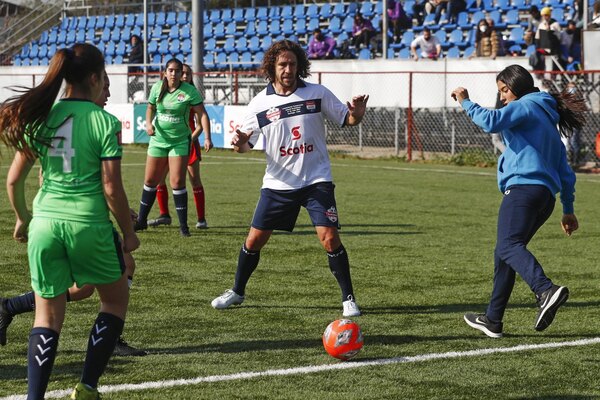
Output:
[196, 219, 208, 229]
[211, 289, 244, 309]
[342, 295, 361, 317]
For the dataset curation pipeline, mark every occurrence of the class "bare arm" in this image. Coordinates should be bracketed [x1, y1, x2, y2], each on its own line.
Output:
[102, 159, 140, 253]
[7, 152, 34, 242]
[345, 95, 370, 126]
[231, 129, 253, 153]
[192, 104, 213, 152]
[146, 104, 156, 136]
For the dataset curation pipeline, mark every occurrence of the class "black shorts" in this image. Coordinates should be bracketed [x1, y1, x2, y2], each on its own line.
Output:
[251, 182, 341, 232]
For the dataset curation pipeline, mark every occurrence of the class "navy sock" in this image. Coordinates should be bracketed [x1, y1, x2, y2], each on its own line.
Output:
[232, 244, 260, 296]
[327, 245, 355, 302]
[137, 185, 157, 223]
[172, 187, 188, 228]
[6, 291, 35, 315]
[81, 312, 124, 389]
[27, 327, 59, 400]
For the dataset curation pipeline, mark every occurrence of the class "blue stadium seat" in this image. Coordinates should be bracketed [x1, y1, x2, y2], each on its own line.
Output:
[449, 29, 468, 48]
[134, 13, 145, 27]
[95, 15, 106, 29]
[235, 37, 248, 53]
[332, 2, 345, 17]
[125, 14, 135, 27]
[86, 15, 96, 29]
[22, 58, 31, 66]
[256, 7, 268, 21]
[496, 0, 513, 11]
[225, 21, 237, 36]
[29, 43, 39, 58]
[489, 10, 507, 29]
[203, 10, 209, 24]
[248, 36, 261, 52]
[147, 40, 158, 54]
[175, 53, 184, 63]
[216, 52, 228, 69]
[463, 46, 475, 57]
[165, 11, 176, 25]
[203, 52, 215, 69]
[177, 11, 188, 25]
[525, 44, 536, 57]
[508, 26, 525, 46]
[209, 9, 220, 24]
[158, 40, 169, 55]
[39, 30, 48, 44]
[447, 46, 460, 58]
[151, 53, 162, 65]
[307, 18, 320, 32]
[269, 20, 281, 36]
[105, 15, 115, 29]
[457, 12, 470, 30]
[240, 51, 253, 69]
[295, 18, 307, 35]
[306, 4, 319, 19]
[256, 20, 268, 36]
[115, 41, 126, 56]
[253, 51, 264, 64]
[203, 22, 213, 39]
[244, 8, 256, 22]
[110, 29, 120, 42]
[244, 22, 256, 37]
[19, 43, 30, 57]
[113, 55, 123, 64]
[228, 52, 241, 69]
[551, 8, 566, 25]
[181, 39, 192, 54]
[320, 3, 332, 19]
[282, 19, 294, 35]
[39, 57, 49, 66]
[358, 48, 371, 60]
[422, 13, 440, 30]
[293, 4, 305, 20]
[268, 6, 280, 20]
[261, 36, 273, 51]
[336, 31, 349, 46]
[400, 31, 415, 48]
[342, 16, 354, 34]
[115, 14, 124, 27]
[205, 38, 216, 52]
[47, 43, 57, 59]
[213, 22, 225, 38]
[435, 30, 450, 49]
[221, 9, 233, 23]
[398, 47, 411, 59]
[121, 26, 131, 40]
[387, 48, 396, 59]
[511, 0, 528, 11]
[48, 29, 57, 44]
[505, 9, 520, 26]
[280, 5, 293, 20]
[508, 44, 522, 55]
[86, 28, 95, 42]
[329, 16, 342, 34]
[151, 25, 164, 40]
[233, 8, 244, 22]
[13, 57, 22, 66]
[169, 39, 180, 54]
[105, 42, 116, 56]
[471, 11, 485, 26]
[481, 0, 495, 11]
[360, 2, 374, 18]
[180, 25, 191, 39]
[223, 37, 236, 53]
[96, 41, 105, 53]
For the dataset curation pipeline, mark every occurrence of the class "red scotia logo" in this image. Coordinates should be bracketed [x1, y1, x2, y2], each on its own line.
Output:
[291, 126, 301, 140]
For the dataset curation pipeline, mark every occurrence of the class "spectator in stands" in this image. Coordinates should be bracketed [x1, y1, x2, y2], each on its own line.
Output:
[433, 0, 449, 24]
[308, 28, 337, 59]
[486, 17, 506, 57]
[471, 19, 499, 59]
[412, 0, 437, 26]
[524, 6, 542, 45]
[410, 27, 442, 60]
[127, 34, 144, 73]
[535, 7, 562, 77]
[572, 0, 584, 27]
[560, 20, 581, 66]
[445, 0, 466, 24]
[351, 13, 376, 49]
[591, 2, 600, 29]
[387, 0, 412, 43]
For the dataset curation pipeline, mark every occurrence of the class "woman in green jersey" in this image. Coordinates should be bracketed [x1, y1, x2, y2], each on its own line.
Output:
[135, 58, 205, 237]
[1, 43, 139, 400]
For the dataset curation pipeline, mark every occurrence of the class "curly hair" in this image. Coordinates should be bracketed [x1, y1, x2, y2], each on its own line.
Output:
[260, 40, 311, 83]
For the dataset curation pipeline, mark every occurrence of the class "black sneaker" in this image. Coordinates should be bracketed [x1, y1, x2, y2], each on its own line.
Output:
[534, 285, 569, 331]
[180, 226, 191, 237]
[112, 337, 147, 357]
[464, 313, 503, 338]
[134, 219, 148, 232]
[148, 214, 172, 227]
[0, 298, 14, 346]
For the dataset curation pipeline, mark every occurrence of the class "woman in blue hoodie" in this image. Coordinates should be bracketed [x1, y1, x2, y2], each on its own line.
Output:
[451, 64, 586, 338]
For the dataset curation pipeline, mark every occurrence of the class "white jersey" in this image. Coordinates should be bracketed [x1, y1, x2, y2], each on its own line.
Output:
[241, 80, 348, 190]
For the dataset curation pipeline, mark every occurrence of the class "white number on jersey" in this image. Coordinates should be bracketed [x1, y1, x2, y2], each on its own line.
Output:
[47, 118, 76, 173]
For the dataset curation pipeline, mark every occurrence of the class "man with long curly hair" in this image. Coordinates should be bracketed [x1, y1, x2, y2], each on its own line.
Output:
[211, 40, 369, 317]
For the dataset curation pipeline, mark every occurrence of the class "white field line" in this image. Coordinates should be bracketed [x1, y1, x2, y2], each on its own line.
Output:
[2, 337, 600, 400]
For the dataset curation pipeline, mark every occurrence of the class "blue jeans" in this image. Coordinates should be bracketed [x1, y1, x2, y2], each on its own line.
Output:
[486, 185, 555, 322]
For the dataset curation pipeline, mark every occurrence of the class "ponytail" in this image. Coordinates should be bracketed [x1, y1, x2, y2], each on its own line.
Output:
[0, 43, 104, 160]
[157, 58, 183, 103]
[552, 88, 587, 138]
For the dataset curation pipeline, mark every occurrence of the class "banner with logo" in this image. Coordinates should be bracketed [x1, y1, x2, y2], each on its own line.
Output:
[133, 103, 150, 143]
[204, 105, 225, 148]
[105, 104, 134, 143]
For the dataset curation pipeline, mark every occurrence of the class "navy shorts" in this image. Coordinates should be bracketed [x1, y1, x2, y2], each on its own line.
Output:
[251, 182, 341, 232]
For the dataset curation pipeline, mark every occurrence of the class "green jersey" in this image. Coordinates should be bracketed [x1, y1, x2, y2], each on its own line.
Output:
[148, 81, 203, 144]
[31, 99, 122, 223]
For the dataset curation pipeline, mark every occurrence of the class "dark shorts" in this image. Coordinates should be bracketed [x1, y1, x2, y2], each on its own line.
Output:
[251, 182, 341, 232]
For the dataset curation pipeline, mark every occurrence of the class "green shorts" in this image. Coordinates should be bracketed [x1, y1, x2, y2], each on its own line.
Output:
[147, 136, 191, 157]
[28, 217, 125, 298]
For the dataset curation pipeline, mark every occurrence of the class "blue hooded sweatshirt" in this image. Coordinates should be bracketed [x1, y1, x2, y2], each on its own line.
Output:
[461, 91, 575, 214]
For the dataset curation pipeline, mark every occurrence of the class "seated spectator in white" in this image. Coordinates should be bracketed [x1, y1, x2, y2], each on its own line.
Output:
[410, 27, 442, 60]
[308, 29, 337, 59]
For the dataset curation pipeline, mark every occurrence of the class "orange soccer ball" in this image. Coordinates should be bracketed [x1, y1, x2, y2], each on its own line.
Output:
[322, 319, 364, 360]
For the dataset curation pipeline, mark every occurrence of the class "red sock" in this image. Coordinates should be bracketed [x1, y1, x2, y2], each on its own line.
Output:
[193, 186, 205, 221]
[157, 184, 169, 216]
